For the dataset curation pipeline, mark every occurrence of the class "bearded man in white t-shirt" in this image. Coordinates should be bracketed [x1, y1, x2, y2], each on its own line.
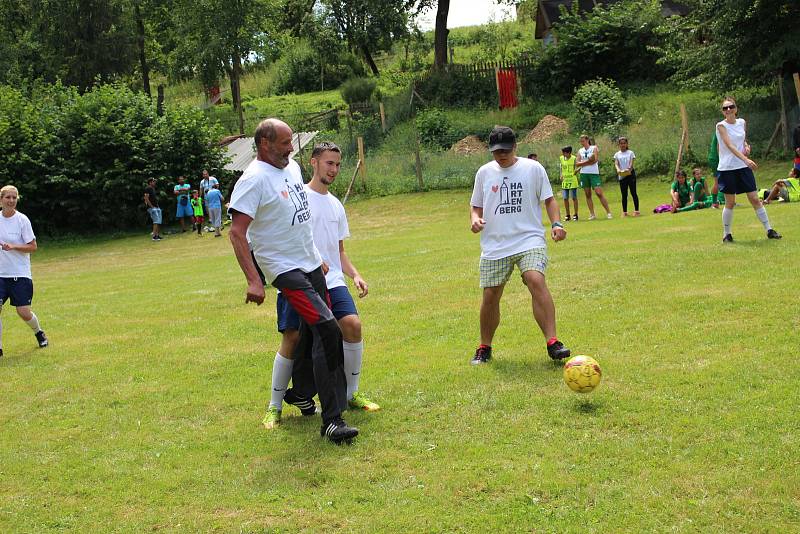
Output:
[262, 142, 379, 430]
[469, 126, 571, 365]
[228, 118, 358, 444]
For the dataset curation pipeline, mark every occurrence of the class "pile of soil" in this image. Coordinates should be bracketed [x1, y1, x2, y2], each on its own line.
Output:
[522, 115, 569, 144]
[451, 135, 488, 155]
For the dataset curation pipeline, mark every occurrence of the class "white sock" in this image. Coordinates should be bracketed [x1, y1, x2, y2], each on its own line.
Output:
[754, 207, 771, 230]
[25, 313, 40, 332]
[722, 207, 733, 236]
[269, 353, 294, 409]
[343, 340, 364, 400]
[0, 316, 3, 350]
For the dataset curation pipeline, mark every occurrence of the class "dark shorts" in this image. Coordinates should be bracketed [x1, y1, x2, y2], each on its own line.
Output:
[718, 167, 757, 195]
[277, 285, 357, 332]
[0, 277, 33, 307]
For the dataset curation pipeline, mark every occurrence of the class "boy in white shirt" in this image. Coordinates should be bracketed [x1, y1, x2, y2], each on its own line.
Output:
[469, 126, 571, 365]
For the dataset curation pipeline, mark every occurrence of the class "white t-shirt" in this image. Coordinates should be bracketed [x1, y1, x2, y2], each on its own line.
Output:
[578, 145, 599, 174]
[613, 149, 636, 179]
[470, 157, 553, 260]
[306, 186, 350, 289]
[0, 211, 36, 279]
[229, 159, 321, 284]
[716, 118, 747, 171]
[200, 176, 219, 195]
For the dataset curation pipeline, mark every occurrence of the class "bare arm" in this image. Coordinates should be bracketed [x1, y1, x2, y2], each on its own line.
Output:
[544, 197, 566, 242]
[470, 206, 485, 233]
[228, 211, 265, 305]
[339, 241, 368, 298]
[717, 123, 757, 169]
[144, 192, 154, 208]
[2, 239, 37, 253]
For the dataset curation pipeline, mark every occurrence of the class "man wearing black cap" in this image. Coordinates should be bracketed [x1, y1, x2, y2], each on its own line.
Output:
[469, 125, 571, 364]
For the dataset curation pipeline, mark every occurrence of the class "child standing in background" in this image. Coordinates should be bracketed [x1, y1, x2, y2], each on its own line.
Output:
[559, 146, 579, 221]
[190, 190, 204, 236]
[613, 137, 639, 216]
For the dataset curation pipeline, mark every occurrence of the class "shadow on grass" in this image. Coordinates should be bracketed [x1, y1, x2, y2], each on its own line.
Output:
[0, 347, 41, 367]
[572, 397, 603, 415]
[492, 357, 565, 382]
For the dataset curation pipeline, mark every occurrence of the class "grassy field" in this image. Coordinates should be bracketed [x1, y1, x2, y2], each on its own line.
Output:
[2, 177, 799, 532]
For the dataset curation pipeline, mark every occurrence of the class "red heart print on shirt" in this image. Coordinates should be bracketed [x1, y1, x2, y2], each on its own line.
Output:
[281, 191, 289, 199]
[491, 185, 499, 193]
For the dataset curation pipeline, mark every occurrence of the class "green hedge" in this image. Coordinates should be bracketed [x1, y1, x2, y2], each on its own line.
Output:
[0, 83, 225, 234]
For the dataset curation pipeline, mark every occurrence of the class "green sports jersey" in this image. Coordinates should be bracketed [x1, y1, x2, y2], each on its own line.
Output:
[785, 177, 800, 202]
[191, 197, 203, 216]
[692, 180, 706, 202]
[671, 180, 691, 205]
[560, 155, 578, 189]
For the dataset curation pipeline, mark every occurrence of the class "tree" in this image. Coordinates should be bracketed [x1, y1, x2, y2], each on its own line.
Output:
[432, 0, 449, 69]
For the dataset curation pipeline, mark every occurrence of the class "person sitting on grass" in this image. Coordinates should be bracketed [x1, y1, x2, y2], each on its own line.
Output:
[670, 170, 692, 212]
[676, 168, 714, 213]
[763, 168, 800, 204]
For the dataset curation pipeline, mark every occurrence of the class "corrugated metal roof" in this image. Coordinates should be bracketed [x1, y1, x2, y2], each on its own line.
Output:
[223, 131, 319, 172]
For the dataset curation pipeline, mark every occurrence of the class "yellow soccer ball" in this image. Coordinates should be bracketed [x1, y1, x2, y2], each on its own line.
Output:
[563, 355, 602, 393]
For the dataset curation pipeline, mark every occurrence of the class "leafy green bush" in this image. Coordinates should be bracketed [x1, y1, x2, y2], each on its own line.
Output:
[273, 40, 364, 95]
[0, 82, 225, 234]
[571, 79, 628, 135]
[340, 77, 377, 105]
[415, 108, 456, 149]
[417, 69, 495, 107]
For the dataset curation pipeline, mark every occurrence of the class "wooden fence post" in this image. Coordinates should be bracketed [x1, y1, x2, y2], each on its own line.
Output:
[415, 134, 423, 190]
[793, 73, 800, 107]
[357, 137, 367, 191]
[779, 74, 788, 152]
[379, 102, 387, 133]
[680, 103, 689, 151]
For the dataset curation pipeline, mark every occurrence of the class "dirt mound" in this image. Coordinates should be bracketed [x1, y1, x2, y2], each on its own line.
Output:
[522, 115, 569, 144]
[451, 135, 488, 155]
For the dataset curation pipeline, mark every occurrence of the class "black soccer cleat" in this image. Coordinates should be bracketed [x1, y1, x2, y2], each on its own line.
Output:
[547, 340, 571, 360]
[767, 229, 782, 240]
[35, 330, 48, 348]
[470, 345, 492, 365]
[722, 234, 734, 243]
[283, 388, 318, 416]
[321, 419, 358, 444]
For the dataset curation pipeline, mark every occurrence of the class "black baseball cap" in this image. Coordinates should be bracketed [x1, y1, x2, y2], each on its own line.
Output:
[488, 126, 516, 152]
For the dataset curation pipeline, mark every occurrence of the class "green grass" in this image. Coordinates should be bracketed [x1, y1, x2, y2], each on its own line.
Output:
[2, 176, 799, 532]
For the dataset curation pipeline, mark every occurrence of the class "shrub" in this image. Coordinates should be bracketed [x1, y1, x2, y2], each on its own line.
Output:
[415, 108, 456, 150]
[571, 79, 628, 135]
[340, 77, 377, 105]
[273, 41, 364, 95]
[416, 69, 495, 108]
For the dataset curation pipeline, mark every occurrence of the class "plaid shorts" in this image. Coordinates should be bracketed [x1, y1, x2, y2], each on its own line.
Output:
[479, 248, 548, 288]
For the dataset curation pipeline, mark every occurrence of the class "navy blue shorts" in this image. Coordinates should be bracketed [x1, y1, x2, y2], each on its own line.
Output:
[718, 167, 757, 195]
[277, 285, 357, 332]
[0, 277, 34, 307]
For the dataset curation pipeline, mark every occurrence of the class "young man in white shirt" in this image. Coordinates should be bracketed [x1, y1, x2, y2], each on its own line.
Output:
[228, 118, 358, 444]
[469, 126, 571, 364]
[263, 142, 379, 430]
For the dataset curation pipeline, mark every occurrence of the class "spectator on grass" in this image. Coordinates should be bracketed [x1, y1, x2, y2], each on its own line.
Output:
[715, 96, 781, 242]
[613, 137, 639, 216]
[0, 185, 48, 357]
[763, 168, 800, 204]
[559, 146, 579, 221]
[143, 178, 162, 241]
[670, 170, 692, 211]
[190, 190, 204, 236]
[205, 183, 224, 237]
[575, 134, 612, 220]
[199, 169, 219, 222]
[527, 153, 538, 161]
[675, 168, 715, 213]
[173, 176, 192, 232]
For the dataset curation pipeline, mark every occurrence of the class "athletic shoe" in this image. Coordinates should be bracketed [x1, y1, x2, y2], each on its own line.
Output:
[35, 330, 48, 348]
[154, 235, 163, 240]
[152, 236, 159, 241]
[470, 345, 492, 365]
[0, 348, 3, 358]
[722, 234, 734, 243]
[547, 340, 571, 360]
[349, 392, 380, 412]
[588, 214, 597, 221]
[283, 388, 318, 416]
[262, 406, 281, 429]
[572, 214, 578, 221]
[633, 211, 641, 217]
[606, 213, 613, 219]
[622, 212, 629, 217]
[767, 229, 782, 239]
[321, 418, 358, 444]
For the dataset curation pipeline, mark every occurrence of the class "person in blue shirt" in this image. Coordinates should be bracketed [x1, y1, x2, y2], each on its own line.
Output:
[205, 183, 225, 237]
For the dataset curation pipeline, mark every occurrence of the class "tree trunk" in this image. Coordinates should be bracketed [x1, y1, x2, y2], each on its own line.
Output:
[433, 0, 450, 69]
[360, 44, 380, 76]
[134, 1, 150, 97]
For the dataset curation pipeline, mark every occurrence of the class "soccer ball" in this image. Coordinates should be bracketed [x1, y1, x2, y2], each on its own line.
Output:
[563, 355, 602, 393]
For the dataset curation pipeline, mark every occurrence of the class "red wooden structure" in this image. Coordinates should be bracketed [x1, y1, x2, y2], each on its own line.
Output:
[495, 69, 518, 109]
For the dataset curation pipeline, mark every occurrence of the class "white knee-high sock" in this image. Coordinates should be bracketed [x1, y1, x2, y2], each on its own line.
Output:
[25, 313, 40, 332]
[0, 316, 3, 349]
[269, 353, 294, 409]
[343, 340, 364, 400]
[754, 207, 772, 230]
[722, 207, 734, 236]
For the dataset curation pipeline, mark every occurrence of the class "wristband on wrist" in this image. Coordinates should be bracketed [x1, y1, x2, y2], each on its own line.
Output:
[551, 221, 563, 229]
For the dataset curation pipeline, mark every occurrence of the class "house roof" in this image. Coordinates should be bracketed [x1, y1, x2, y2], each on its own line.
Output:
[222, 131, 319, 172]
[535, 0, 690, 39]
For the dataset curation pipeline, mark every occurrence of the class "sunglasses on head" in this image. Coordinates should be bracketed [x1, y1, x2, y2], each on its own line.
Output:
[722, 104, 736, 111]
